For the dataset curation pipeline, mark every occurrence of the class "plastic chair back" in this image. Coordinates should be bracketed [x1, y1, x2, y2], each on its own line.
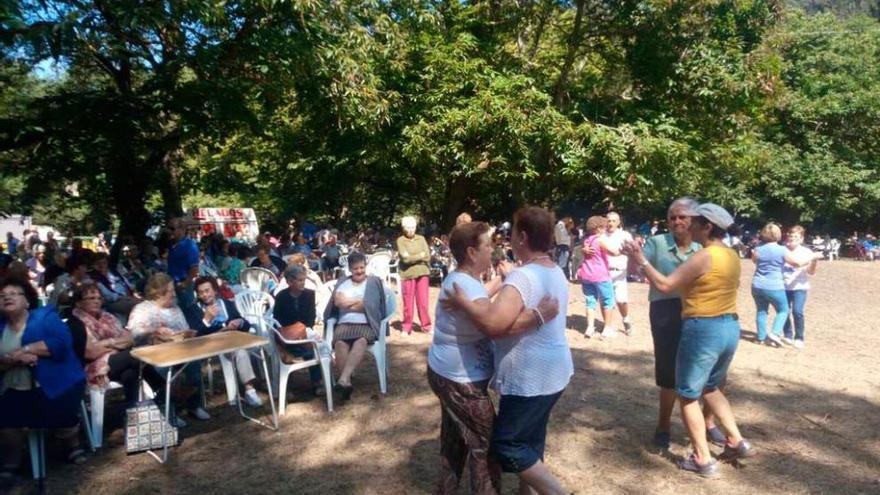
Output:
[240, 267, 279, 293]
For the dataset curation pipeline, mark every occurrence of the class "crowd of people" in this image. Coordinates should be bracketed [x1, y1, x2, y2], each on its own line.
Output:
[0, 200, 833, 492]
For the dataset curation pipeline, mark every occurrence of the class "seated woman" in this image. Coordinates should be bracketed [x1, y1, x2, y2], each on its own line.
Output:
[68, 283, 164, 406]
[249, 245, 286, 277]
[127, 273, 209, 422]
[287, 252, 324, 290]
[323, 252, 387, 401]
[91, 253, 140, 316]
[0, 278, 88, 480]
[272, 266, 323, 395]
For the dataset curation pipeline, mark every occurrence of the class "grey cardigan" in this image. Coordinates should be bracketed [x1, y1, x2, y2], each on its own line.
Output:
[323, 275, 387, 334]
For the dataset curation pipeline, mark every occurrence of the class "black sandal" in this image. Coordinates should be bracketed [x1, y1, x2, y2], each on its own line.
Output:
[67, 448, 88, 465]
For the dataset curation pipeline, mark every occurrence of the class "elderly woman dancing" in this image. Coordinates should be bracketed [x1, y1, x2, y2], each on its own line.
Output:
[627, 203, 755, 478]
[445, 207, 572, 495]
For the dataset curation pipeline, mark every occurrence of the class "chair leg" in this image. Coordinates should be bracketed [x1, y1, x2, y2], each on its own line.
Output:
[80, 401, 95, 452]
[206, 359, 215, 396]
[319, 357, 334, 413]
[219, 354, 238, 405]
[27, 430, 45, 480]
[90, 388, 106, 449]
[373, 347, 387, 395]
[278, 368, 290, 416]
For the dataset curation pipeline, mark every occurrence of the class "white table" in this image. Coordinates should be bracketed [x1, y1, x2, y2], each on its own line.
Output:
[131, 332, 279, 463]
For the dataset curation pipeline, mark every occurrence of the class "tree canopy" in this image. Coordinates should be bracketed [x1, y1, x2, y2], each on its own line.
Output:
[1, 0, 879, 239]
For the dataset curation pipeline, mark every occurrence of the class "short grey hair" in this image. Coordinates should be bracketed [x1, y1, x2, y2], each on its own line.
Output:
[283, 264, 306, 280]
[667, 197, 699, 217]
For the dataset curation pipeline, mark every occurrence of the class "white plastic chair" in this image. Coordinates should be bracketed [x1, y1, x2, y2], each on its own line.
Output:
[334, 255, 349, 278]
[272, 319, 334, 415]
[325, 286, 397, 394]
[240, 267, 279, 294]
[367, 252, 392, 283]
[235, 289, 277, 384]
[27, 429, 45, 480]
[86, 381, 155, 448]
[828, 239, 840, 261]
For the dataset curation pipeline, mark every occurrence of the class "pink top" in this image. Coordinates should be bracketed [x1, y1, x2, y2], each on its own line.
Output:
[576, 235, 611, 283]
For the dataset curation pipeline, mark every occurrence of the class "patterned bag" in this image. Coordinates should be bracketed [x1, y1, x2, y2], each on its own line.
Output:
[124, 400, 181, 454]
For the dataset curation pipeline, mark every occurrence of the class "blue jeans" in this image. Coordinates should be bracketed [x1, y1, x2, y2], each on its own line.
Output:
[751, 287, 789, 341]
[783, 290, 808, 341]
[676, 315, 740, 400]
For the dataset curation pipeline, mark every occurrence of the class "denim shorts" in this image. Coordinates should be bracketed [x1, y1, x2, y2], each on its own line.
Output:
[581, 281, 615, 310]
[490, 390, 564, 473]
[675, 314, 740, 400]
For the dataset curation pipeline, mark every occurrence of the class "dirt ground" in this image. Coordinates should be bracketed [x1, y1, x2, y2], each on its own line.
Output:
[9, 260, 880, 495]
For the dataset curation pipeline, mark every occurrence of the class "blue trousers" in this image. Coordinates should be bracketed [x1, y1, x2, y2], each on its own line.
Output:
[783, 290, 808, 341]
[751, 287, 789, 341]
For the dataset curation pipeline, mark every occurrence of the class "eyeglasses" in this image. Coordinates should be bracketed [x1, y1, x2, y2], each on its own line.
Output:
[0, 292, 25, 299]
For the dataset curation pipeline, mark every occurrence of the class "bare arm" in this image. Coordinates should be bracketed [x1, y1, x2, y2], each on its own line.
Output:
[445, 284, 525, 338]
[630, 246, 711, 293]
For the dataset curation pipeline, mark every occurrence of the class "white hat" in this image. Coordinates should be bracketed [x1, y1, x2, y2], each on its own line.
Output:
[693, 203, 734, 230]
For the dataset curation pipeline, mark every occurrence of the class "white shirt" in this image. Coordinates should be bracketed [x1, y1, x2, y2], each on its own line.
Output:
[493, 264, 573, 396]
[428, 272, 494, 383]
[554, 221, 571, 247]
[783, 245, 814, 291]
[604, 229, 633, 271]
[336, 278, 368, 324]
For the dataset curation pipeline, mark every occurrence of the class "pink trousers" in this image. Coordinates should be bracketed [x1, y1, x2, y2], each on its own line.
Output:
[402, 275, 432, 332]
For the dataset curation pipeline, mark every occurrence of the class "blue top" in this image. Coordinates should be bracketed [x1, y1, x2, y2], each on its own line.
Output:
[752, 242, 787, 291]
[168, 237, 200, 283]
[0, 306, 85, 399]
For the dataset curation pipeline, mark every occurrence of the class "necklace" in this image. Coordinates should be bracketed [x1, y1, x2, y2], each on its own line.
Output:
[522, 254, 551, 265]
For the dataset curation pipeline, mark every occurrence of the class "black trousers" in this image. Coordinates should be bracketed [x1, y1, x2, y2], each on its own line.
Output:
[107, 350, 165, 405]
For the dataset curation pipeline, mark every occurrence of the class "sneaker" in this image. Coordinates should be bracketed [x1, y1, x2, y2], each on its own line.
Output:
[721, 439, 756, 460]
[781, 337, 794, 346]
[623, 321, 633, 335]
[766, 333, 782, 346]
[678, 453, 720, 478]
[793, 339, 805, 349]
[602, 328, 618, 339]
[173, 415, 188, 428]
[653, 430, 671, 450]
[191, 407, 211, 420]
[244, 388, 263, 407]
[584, 327, 596, 338]
[706, 426, 726, 447]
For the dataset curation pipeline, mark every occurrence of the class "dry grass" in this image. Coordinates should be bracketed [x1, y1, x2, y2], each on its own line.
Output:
[10, 260, 880, 494]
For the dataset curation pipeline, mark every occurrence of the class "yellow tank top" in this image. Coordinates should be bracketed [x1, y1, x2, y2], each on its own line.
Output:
[681, 245, 740, 318]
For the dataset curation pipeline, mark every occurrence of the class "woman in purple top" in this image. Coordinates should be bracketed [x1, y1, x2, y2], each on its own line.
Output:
[751, 223, 813, 346]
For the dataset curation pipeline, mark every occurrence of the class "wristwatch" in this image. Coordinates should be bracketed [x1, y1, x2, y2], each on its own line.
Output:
[639, 259, 650, 268]
[23, 344, 32, 353]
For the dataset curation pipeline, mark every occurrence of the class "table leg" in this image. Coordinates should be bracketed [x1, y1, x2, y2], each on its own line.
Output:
[261, 348, 279, 430]
[162, 367, 172, 463]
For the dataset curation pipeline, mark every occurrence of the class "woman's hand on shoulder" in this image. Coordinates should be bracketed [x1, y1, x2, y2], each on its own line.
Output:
[440, 282, 467, 312]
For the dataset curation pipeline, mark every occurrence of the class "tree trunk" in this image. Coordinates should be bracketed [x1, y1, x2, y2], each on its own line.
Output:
[107, 155, 155, 266]
[441, 175, 472, 230]
[159, 148, 184, 220]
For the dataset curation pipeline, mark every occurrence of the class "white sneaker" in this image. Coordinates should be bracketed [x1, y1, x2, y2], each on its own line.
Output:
[584, 327, 596, 338]
[781, 337, 794, 346]
[793, 340, 805, 349]
[192, 407, 211, 420]
[766, 333, 782, 346]
[244, 388, 263, 407]
[602, 328, 618, 339]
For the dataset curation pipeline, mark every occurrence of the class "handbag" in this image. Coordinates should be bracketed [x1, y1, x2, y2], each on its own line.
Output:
[124, 399, 181, 454]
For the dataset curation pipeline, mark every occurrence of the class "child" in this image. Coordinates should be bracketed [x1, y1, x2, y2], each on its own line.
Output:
[576, 216, 620, 338]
